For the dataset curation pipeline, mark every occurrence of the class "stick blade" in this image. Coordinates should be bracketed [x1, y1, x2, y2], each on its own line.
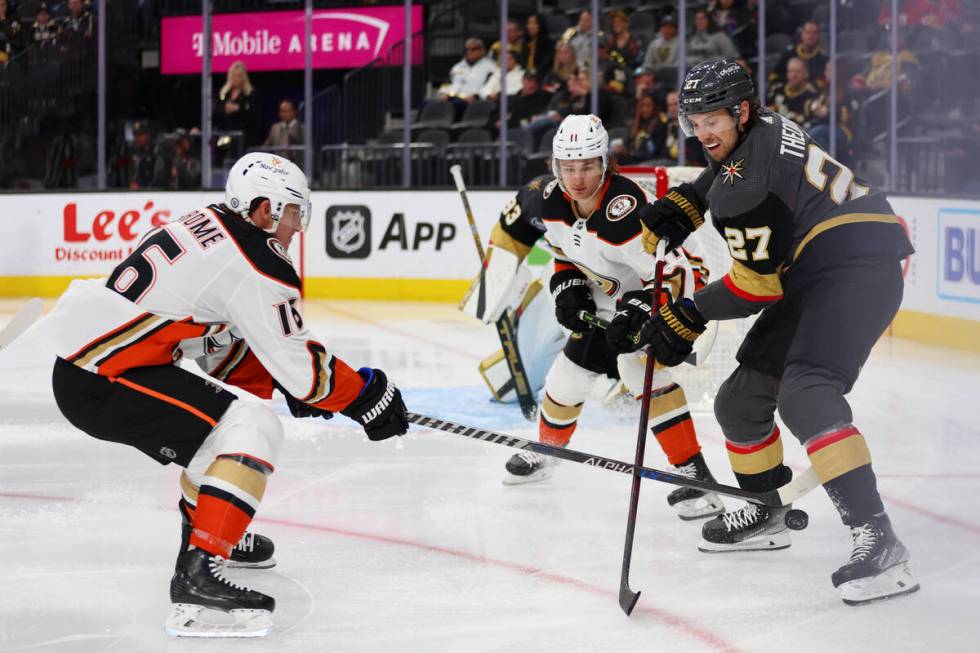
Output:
[619, 585, 640, 616]
[0, 297, 44, 350]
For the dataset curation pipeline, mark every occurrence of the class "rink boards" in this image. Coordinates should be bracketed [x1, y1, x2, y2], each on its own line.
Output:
[0, 189, 977, 350]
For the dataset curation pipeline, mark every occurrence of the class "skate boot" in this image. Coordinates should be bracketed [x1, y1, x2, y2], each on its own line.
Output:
[166, 547, 275, 637]
[180, 512, 276, 569]
[832, 513, 920, 606]
[666, 452, 725, 520]
[503, 450, 558, 486]
[699, 503, 793, 552]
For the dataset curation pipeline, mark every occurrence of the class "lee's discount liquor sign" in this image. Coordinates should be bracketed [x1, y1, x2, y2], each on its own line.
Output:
[161, 6, 423, 74]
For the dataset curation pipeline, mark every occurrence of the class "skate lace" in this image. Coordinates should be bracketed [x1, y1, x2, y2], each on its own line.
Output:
[847, 524, 879, 564]
[721, 504, 762, 532]
[235, 532, 255, 553]
[516, 450, 544, 466]
[675, 461, 698, 479]
[208, 556, 247, 591]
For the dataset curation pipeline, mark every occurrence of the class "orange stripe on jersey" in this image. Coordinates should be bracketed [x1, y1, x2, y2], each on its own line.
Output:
[204, 207, 300, 292]
[113, 376, 218, 428]
[308, 351, 365, 413]
[67, 312, 158, 365]
[222, 350, 275, 400]
[553, 260, 578, 274]
[96, 319, 208, 377]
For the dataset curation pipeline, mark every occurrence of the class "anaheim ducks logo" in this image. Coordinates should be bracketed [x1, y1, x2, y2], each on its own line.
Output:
[543, 179, 559, 199]
[721, 158, 745, 186]
[570, 259, 621, 297]
[605, 194, 637, 221]
[267, 237, 292, 264]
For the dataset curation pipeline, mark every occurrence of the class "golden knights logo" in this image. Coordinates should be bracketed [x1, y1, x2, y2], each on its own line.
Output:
[325, 205, 371, 259]
[721, 158, 745, 186]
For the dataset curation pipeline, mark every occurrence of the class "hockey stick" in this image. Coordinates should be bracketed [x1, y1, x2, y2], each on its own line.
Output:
[406, 412, 818, 509]
[0, 298, 44, 352]
[577, 311, 698, 366]
[618, 240, 669, 615]
[450, 164, 537, 422]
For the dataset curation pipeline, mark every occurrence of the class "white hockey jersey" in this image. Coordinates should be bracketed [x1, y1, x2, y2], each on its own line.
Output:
[538, 174, 706, 316]
[43, 204, 365, 412]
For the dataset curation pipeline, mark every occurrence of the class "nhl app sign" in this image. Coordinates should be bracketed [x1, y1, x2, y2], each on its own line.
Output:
[325, 205, 371, 259]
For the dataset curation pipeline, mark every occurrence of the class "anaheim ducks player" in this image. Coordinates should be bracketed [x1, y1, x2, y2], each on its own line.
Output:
[42, 152, 409, 637]
[462, 114, 723, 521]
[636, 58, 917, 604]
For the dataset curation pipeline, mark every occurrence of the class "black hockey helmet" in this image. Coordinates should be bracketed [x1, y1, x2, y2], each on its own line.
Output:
[678, 58, 756, 136]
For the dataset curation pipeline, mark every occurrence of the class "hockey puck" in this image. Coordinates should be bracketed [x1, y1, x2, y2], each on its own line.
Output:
[784, 509, 809, 531]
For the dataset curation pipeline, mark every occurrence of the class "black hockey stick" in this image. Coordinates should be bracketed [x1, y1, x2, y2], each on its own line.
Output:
[617, 241, 670, 616]
[0, 298, 43, 353]
[450, 164, 537, 422]
[406, 412, 819, 509]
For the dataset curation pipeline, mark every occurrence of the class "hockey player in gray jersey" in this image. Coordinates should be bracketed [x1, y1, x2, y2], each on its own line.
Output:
[635, 58, 918, 605]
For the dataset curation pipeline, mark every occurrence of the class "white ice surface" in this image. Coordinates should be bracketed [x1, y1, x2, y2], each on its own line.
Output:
[1, 299, 978, 652]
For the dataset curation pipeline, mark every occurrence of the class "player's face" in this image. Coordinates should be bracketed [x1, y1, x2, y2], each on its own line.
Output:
[558, 158, 604, 199]
[687, 109, 740, 162]
[274, 204, 304, 247]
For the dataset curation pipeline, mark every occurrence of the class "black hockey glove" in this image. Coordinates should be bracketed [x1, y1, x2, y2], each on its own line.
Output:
[638, 297, 708, 367]
[274, 381, 334, 420]
[341, 368, 409, 441]
[550, 268, 596, 332]
[606, 290, 655, 353]
[638, 183, 705, 253]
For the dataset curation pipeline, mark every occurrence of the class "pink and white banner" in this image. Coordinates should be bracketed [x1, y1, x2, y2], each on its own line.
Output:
[161, 6, 423, 75]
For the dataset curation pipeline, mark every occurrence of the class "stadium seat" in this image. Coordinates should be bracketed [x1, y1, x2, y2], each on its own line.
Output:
[411, 100, 455, 132]
[451, 100, 496, 133]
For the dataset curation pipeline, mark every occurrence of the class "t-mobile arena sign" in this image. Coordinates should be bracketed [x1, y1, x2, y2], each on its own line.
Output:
[161, 6, 423, 74]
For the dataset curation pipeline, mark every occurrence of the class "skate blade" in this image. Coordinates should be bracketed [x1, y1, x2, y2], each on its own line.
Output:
[698, 531, 791, 553]
[226, 556, 277, 570]
[673, 495, 725, 521]
[502, 467, 555, 486]
[165, 603, 273, 638]
[840, 562, 920, 606]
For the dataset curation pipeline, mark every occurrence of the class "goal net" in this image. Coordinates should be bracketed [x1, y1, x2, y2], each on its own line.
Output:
[621, 165, 756, 411]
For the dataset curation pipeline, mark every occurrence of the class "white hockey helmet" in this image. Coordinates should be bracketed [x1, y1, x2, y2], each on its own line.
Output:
[551, 114, 609, 193]
[224, 152, 311, 232]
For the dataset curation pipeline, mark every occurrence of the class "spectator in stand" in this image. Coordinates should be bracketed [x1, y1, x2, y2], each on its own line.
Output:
[30, 2, 60, 46]
[807, 60, 859, 166]
[632, 66, 669, 114]
[435, 38, 495, 118]
[111, 121, 162, 190]
[481, 47, 525, 102]
[773, 21, 828, 86]
[523, 13, 553, 76]
[500, 70, 552, 130]
[524, 65, 611, 147]
[262, 98, 304, 165]
[541, 41, 577, 94]
[687, 9, 740, 67]
[60, 0, 93, 39]
[0, 0, 25, 63]
[156, 129, 201, 190]
[490, 19, 526, 69]
[213, 60, 260, 162]
[642, 14, 679, 72]
[708, 0, 742, 33]
[599, 40, 632, 99]
[560, 10, 594, 68]
[767, 57, 819, 126]
[605, 9, 643, 70]
[878, 0, 967, 30]
[850, 29, 922, 114]
[663, 90, 707, 166]
[626, 92, 669, 162]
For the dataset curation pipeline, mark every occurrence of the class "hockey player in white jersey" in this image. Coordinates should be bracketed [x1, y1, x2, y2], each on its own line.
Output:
[43, 152, 409, 637]
[462, 114, 723, 520]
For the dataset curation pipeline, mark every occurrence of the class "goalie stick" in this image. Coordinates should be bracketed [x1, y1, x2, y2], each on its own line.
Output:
[406, 411, 819, 509]
[450, 164, 537, 422]
[0, 298, 44, 353]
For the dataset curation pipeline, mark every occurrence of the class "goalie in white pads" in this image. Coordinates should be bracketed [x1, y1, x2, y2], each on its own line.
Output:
[42, 153, 409, 637]
[462, 114, 723, 521]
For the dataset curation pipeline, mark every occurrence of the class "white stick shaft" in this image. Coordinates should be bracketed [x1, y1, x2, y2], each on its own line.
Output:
[0, 298, 44, 351]
[450, 164, 466, 193]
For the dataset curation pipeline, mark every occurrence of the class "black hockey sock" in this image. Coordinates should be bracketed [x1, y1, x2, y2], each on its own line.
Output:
[822, 464, 885, 526]
[734, 463, 793, 493]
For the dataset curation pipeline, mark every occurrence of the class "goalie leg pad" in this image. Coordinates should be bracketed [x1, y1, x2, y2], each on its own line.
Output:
[460, 246, 531, 324]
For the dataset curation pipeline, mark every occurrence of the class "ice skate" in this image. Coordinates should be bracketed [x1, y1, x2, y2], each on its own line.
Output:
[166, 547, 275, 638]
[832, 514, 920, 606]
[503, 450, 559, 485]
[181, 514, 276, 569]
[666, 452, 724, 520]
[699, 503, 792, 552]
